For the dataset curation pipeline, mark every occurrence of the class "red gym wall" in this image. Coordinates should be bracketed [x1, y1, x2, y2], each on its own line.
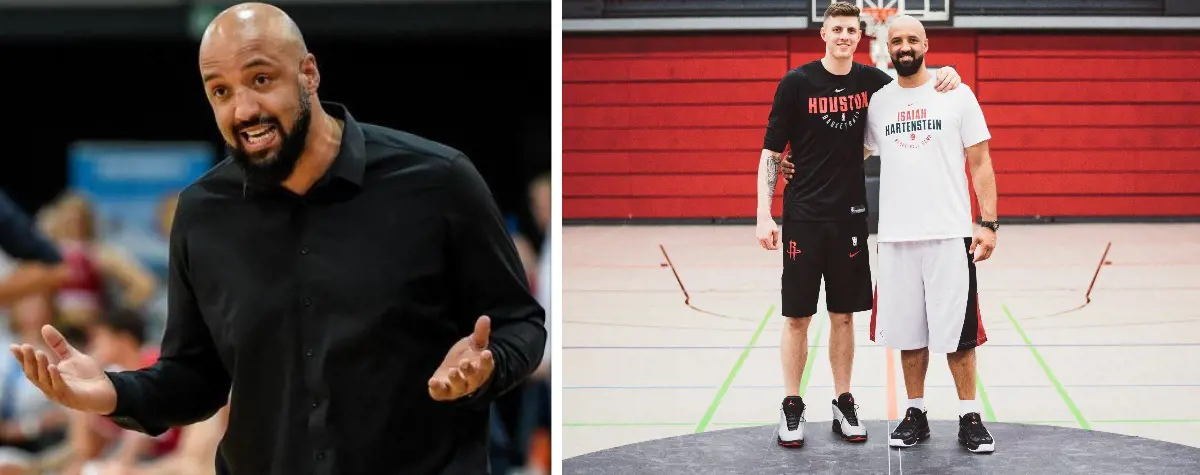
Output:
[563, 32, 1200, 220]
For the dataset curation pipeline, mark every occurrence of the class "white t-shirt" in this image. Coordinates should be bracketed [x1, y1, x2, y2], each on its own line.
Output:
[864, 74, 991, 243]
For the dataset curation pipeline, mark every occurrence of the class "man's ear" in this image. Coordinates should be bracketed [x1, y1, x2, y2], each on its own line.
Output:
[300, 53, 320, 94]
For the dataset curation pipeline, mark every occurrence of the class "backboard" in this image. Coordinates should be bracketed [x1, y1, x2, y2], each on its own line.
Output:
[811, 0, 951, 24]
[811, 1, 952, 72]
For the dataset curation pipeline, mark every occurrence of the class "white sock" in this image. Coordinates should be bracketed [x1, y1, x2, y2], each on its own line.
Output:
[960, 399, 980, 417]
[907, 398, 924, 411]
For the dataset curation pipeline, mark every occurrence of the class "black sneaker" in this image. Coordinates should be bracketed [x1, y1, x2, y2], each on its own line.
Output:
[958, 412, 995, 453]
[889, 407, 930, 448]
[832, 392, 867, 442]
[776, 396, 805, 447]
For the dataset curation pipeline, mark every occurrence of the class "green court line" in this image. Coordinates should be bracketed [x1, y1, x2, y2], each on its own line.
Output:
[797, 316, 828, 398]
[565, 422, 693, 427]
[565, 419, 1200, 428]
[694, 304, 775, 434]
[1003, 304, 1091, 430]
[975, 371, 997, 422]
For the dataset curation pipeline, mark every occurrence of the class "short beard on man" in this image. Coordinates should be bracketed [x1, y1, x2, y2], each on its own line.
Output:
[230, 86, 312, 189]
[892, 50, 925, 77]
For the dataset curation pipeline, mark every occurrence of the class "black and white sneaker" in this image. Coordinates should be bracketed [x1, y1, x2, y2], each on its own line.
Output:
[832, 392, 867, 442]
[889, 407, 930, 448]
[777, 396, 805, 447]
[958, 412, 995, 453]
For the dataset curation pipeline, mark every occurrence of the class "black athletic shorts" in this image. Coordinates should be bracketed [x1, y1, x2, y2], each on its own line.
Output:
[780, 219, 873, 317]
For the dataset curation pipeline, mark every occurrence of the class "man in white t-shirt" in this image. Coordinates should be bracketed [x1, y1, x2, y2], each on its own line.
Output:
[862, 15, 999, 454]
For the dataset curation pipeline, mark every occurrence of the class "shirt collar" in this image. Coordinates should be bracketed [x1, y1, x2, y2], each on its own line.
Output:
[322, 101, 366, 189]
[236, 101, 366, 198]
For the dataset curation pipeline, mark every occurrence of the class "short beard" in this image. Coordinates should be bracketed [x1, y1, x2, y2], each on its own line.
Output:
[892, 51, 924, 77]
[230, 89, 312, 189]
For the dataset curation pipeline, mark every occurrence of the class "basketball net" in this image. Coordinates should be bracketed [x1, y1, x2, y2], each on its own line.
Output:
[862, 7, 898, 72]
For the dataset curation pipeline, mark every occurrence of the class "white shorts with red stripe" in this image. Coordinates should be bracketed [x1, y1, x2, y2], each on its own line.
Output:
[870, 237, 987, 354]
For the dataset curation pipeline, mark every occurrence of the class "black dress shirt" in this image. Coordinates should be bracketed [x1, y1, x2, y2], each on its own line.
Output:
[0, 188, 62, 263]
[105, 102, 546, 475]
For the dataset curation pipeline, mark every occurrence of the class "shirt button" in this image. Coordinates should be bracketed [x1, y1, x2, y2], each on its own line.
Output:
[300, 247, 309, 255]
[303, 297, 312, 307]
[305, 349, 314, 357]
[316, 452, 325, 461]
[311, 400, 319, 408]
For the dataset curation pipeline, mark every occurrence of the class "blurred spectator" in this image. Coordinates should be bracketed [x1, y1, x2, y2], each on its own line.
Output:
[38, 193, 156, 330]
[64, 308, 180, 475]
[489, 172, 552, 475]
[0, 255, 70, 475]
[126, 403, 228, 475]
[0, 189, 70, 306]
[107, 192, 179, 344]
[507, 217, 540, 288]
[521, 172, 550, 475]
[528, 172, 550, 376]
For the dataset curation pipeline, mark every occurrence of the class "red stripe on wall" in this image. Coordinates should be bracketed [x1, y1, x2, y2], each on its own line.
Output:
[982, 105, 1200, 126]
[977, 35, 1200, 58]
[977, 81, 1200, 104]
[992, 151, 1200, 173]
[979, 58, 1200, 80]
[564, 172, 1200, 198]
[564, 174, 781, 198]
[565, 57, 788, 82]
[564, 105, 771, 128]
[563, 32, 1200, 220]
[564, 151, 761, 174]
[995, 172, 1200, 195]
[564, 81, 779, 106]
[1002, 196, 1200, 216]
[564, 128, 762, 151]
[989, 127, 1200, 150]
[564, 35, 788, 59]
[565, 197, 783, 219]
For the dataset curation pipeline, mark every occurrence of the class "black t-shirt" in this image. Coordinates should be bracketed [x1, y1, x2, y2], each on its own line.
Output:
[763, 60, 894, 221]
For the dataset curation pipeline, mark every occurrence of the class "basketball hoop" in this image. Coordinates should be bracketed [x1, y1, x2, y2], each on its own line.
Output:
[861, 7, 898, 72]
[862, 7, 898, 32]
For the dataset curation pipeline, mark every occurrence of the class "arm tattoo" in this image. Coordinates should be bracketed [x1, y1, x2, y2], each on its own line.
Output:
[763, 153, 781, 208]
[765, 154, 781, 192]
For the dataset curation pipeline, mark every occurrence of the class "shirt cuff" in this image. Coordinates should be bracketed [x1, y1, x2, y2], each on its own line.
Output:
[104, 371, 153, 434]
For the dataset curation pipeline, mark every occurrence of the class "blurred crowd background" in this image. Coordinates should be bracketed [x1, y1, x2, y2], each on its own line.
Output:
[0, 1, 549, 474]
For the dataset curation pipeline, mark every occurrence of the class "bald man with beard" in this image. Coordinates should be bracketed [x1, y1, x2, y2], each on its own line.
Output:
[862, 15, 998, 454]
[7, 3, 546, 474]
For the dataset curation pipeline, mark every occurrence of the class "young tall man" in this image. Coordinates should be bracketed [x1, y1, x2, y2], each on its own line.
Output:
[862, 15, 999, 454]
[757, 1, 961, 448]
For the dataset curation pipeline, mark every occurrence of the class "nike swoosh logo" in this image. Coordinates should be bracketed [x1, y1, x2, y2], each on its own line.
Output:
[836, 88, 846, 93]
[849, 250, 861, 258]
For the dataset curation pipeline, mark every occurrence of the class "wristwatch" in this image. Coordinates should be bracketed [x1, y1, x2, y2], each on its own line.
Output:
[980, 220, 999, 232]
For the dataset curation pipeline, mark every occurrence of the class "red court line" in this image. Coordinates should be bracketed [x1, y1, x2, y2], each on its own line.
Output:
[1022, 242, 1113, 320]
[658, 244, 759, 322]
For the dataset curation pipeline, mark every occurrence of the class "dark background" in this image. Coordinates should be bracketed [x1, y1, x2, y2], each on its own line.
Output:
[0, 0, 550, 246]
